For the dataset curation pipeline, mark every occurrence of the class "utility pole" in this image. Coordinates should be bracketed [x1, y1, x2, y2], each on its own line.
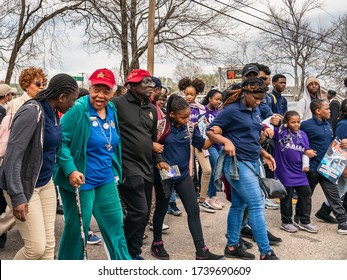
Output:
[147, 0, 155, 75]
[79, 72, 85, 88]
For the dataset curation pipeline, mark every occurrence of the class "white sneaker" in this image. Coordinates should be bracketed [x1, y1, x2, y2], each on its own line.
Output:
[206, 197, 223, 210]
[199, 201, 216, 213]
[149, 224, 170, 231]
[212, 196, 225, 208]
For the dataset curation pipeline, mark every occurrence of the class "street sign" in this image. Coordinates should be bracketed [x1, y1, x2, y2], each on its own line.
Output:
[226, 69, 242, 84]
[73, 76, 84, 82]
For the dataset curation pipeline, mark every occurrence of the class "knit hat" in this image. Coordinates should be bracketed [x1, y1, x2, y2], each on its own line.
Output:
[89, 68, 116, 88]
[124, 69, 152, 85]
[306, 77, 320, 87]
[0, 84, 11, 97]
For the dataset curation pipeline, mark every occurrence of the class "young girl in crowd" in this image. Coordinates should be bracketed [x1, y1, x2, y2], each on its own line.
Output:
[273, 111, 318, 233]
[179, 78, 214, 213]
[151, 94, 224, 260]
[201, 89, 225, 210]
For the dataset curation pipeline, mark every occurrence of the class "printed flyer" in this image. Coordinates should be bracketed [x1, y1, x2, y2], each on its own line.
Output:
[317, 138, 347, 184]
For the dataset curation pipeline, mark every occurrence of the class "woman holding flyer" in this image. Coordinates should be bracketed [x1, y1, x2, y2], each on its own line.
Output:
[151, 94, 224, 260]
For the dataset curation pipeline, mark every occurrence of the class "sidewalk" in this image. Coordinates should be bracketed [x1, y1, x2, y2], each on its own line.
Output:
[0, 186, 346, 260]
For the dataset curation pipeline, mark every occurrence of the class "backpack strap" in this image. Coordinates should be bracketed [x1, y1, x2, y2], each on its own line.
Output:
[271, 93, 277, 105]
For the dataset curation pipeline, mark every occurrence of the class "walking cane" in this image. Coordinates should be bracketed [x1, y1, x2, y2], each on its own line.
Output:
[75, 188, 87, 260]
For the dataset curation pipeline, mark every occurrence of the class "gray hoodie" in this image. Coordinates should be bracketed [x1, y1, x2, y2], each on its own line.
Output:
[0, 100, 44, 208]
[296, 77, 321, 121]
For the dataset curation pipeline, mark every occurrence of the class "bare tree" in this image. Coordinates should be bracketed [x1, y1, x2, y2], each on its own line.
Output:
[259, 0, 335, 99]
[0, 0, 84, 83]
[77, 0, 251, 80]
[173, 62, 203, 82]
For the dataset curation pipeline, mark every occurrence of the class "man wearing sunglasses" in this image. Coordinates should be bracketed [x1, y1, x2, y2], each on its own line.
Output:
[111, 69, 165, 260]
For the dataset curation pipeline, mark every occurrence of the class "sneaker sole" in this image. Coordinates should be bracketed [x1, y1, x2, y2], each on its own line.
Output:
[150, 249, 170, 260]
[196, 255, 225, 260]
[87, 240, 102, 245]
[297, 224, 318, 233]
[280, 226, 298, 233]
[338, 229, 347, 235]
[200, 207, 216, 213]
[224, 253, 255, 260]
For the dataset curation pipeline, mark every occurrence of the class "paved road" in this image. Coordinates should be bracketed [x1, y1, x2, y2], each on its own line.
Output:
[0, 186, 346, 260]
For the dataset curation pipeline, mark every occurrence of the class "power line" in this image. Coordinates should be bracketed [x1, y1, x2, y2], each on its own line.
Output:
[223, 0, 343, 46]
[190, 0, 343, 56]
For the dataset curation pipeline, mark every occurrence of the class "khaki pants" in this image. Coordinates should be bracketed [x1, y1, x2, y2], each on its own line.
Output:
[4, 179, 56, 260]
[194, 148, 211, 201]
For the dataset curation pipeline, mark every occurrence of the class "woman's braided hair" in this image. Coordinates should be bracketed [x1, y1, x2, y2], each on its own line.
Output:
[34, 73, 78, 101]
[158, 94, 190, 143]
[220, 77, 268, 110]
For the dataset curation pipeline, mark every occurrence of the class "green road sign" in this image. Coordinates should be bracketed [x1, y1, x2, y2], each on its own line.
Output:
[73, 76, 84, 82]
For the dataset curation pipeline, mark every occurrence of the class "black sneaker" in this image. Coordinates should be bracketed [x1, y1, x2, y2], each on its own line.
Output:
[315, 211, 338, 224]
[196, 246, 225, 260]
[240, 226, 253, 239]
[266, 230, 282, 245]
[224, 244, 255, 260]
[338, 222, 347, 235]
[240, 238, 253, 249]
[0, 233, 7, 249]
[260, 249, 279, 260]
[151, 240, 170, 260]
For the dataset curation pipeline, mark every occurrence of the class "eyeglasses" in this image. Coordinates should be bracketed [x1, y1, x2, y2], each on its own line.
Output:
[141, 78, 155, 87]
[33, 81, 47, 88]
[260, 77, 269, 81]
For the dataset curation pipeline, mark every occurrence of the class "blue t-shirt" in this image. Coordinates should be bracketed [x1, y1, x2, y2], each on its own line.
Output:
[36, 100, 62, 187]
[335, 118, 347, 140]
[301, 117, 334, 172]
[162, 123, 205, 182]
[82, 100, 119, 190]
[208, 99, 263, 162]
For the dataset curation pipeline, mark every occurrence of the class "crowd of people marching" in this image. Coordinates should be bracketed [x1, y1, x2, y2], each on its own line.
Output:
[0, 63, 347, 261]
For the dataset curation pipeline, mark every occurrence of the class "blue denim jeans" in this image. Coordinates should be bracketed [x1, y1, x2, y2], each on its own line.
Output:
[207, 146, 221, 197]
[224, 157, 271, 255]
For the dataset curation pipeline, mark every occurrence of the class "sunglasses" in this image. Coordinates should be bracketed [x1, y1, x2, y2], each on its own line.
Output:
[33, 81, 47, 87]
[260, 77, 269, 81]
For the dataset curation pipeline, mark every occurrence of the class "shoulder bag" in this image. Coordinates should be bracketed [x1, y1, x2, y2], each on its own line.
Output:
[242, 160, 287, 199]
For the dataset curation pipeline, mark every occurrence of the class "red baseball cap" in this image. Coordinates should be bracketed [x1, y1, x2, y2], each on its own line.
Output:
[124, 69, 152, 85]
[89, 68, 116, 88]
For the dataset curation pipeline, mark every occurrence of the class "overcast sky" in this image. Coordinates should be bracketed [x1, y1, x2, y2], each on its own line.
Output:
[3, 0, 346, 83]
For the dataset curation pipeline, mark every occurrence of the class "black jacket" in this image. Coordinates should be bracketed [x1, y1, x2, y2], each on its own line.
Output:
[111, 90, 163, 182]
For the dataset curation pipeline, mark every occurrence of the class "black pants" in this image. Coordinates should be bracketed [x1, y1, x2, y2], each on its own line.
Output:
[0, 189, 7, 214]
[153, 171, 205, 251]
[118, 175, 153, 258]
[297, 171, 347, 224]
[281, 185, 312, 224]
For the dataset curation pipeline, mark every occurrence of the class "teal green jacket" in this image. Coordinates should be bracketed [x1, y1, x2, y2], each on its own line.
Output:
[53, 96, 122, 193]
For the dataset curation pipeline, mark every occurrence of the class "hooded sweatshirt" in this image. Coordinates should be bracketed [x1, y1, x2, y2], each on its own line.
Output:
[296, 77, 321, 121]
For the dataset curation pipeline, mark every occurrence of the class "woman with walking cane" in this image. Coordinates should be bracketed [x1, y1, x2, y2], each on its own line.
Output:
[54, 68, 131, 260]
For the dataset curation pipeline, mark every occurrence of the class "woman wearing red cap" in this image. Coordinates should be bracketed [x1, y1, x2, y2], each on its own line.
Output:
[54, 68, 131, 260]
